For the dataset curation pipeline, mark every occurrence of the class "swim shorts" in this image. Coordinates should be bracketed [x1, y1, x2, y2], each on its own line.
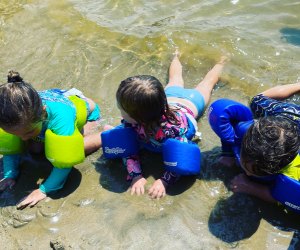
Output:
[165, 86, 205, 116]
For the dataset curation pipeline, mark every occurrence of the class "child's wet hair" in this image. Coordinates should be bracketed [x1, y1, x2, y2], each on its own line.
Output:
[241, 116, 300, 176]
[116, 75, 179, 131]
[0, 71, 43, 129]
[7, 70, 23, 83]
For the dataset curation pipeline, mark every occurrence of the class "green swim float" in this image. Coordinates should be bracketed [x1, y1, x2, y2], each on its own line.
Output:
[68, 95, 88, 131]
[0, 128, 24, 155]
[45, 128, 85, 168]
[45, 95, 87, 168]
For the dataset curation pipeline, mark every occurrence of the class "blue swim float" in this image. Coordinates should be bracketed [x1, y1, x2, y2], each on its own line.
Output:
[101, 123, 201, 175]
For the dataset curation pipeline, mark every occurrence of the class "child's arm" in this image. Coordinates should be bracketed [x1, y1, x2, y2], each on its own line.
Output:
[16, 167, 72, 209]
[0, 154, 21, 191]
[230, 173, 276, 203]
[123, 155, 147, 195]
[261, 83, 300, 100]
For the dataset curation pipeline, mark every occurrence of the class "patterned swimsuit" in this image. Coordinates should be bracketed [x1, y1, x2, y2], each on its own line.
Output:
[123, 104, 195, 185]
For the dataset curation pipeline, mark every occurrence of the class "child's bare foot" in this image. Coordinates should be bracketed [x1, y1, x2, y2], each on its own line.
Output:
[173, 48, 180, 58]
[218, 55, 230, 65]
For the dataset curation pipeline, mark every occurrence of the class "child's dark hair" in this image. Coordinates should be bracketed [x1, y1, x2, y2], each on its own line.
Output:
[0, 71, 43, 129]
[241, 116, 300, 176]
[116, 75, 179, 132]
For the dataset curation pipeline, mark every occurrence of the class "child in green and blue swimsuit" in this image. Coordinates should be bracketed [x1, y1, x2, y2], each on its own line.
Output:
[0, 71, 102, 208]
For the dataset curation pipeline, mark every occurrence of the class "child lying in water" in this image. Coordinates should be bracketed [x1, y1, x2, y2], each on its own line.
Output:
[230, 83, 300, 202]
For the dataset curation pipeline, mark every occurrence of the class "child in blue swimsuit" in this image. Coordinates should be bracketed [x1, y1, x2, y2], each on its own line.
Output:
[0, 71, 102, 208]
[230, 82, 300, 202]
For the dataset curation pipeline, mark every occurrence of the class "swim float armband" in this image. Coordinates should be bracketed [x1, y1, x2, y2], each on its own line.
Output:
[163, 138, 201, 175]
[208, 98, 253, 144]
[68, 95, 88, 131]
[45, 128, 85, 168]
[101, 125, 139, 159]
[0, 128, 24, 155]
[208, 98, 253, 159]
[271, 174, 300, 213]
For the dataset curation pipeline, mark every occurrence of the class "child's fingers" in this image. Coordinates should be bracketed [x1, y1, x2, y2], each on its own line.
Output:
[16, 200, 29, 210]
[29, 199, 39, 208]
[156, 189, 166, 199]
[148, 187, 155, 196]
[149, 189, 159, 199]
[136, 187, 141, 196]
[130, 186, 136, 195]
[140, 186, 145, 195]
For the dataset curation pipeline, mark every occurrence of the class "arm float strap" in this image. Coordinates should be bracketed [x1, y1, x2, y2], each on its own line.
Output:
[101, 125, 139, 159]
[45, 128, 85, 168]
[0, 128, 24, 155]
[163, 138, 201, 175]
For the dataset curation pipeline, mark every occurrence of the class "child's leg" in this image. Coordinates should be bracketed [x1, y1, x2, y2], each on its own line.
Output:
[165, 50, 200, 117]
[84, 125, 114, 156]
[165, 49, 184, 88]
[166, 54, 227, 118]
[83, 98, 99, 136]
[195, 56, 227, 106]
[84, 133, 102, 155]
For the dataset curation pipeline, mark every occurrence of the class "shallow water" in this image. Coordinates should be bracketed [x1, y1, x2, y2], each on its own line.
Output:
[1, 0, 300, 249]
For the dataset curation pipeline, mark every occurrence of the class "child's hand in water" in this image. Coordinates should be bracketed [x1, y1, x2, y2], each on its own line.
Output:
[230, 173, 253, 194]
[130, 176, 147, 195]
[148, 179, 167, 199]
[16, 189, 47, 209]
[0, 178, 16, 191]
[218, 156, 236, 167]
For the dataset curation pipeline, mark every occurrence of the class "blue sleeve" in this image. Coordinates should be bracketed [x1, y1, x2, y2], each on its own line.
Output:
[39, 167, 72, 193]
[45, 101, 76, 136]
[3, 154, 21, 179]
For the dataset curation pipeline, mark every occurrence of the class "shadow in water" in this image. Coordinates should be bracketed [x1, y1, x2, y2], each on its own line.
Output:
[280, 28, 300, 46]
[94, 149, 196, 195]
[208, 193, 261, 243]
[0, 155, 82, 207]
[201, 147, 300, 247]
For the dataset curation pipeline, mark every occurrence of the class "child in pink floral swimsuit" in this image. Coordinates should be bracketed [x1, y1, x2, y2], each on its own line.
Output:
[117, 50, 227, 199]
